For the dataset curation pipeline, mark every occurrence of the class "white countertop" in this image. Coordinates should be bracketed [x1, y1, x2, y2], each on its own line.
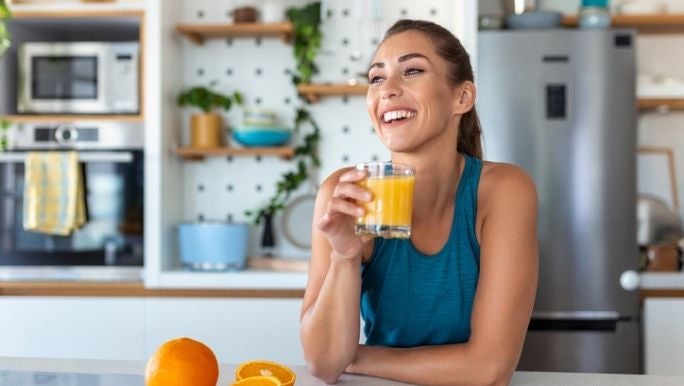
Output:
[2, 356, 684, 386]
[640, 272, 684, 289]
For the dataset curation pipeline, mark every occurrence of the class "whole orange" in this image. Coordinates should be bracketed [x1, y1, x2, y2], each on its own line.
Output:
[145, 337, 219, 386]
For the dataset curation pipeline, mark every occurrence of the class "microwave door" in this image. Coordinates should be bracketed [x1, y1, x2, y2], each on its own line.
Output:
[19, 43, 108, 114]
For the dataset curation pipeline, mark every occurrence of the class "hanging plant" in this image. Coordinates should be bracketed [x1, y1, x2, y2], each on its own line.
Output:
[245, 108, 321, 223]
[286, 1, 322, 85]
[246, 1, 322, 224]
[0, 0, 10, 57]
[0, 0, 11, 150]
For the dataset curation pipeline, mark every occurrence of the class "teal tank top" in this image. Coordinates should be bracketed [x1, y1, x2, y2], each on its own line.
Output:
[360, 154, 482, 347]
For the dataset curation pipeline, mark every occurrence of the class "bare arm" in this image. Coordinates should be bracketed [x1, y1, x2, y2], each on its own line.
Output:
[346, 164, 539, 386]
[300, 168, 372, 384]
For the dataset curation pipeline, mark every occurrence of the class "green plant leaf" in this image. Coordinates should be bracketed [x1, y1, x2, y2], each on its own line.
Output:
[248, 2, 323, 224]
[177, 85, 241, 113]
[0, 0, 11, 58]
[0, 0, 11, 19]
[0, 118, 10, 151]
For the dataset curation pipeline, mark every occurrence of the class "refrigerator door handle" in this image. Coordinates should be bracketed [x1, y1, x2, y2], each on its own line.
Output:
[529, 311, 623, 332]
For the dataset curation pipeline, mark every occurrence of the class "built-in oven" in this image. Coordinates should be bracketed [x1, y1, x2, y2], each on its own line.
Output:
[0, 121, 143, 270]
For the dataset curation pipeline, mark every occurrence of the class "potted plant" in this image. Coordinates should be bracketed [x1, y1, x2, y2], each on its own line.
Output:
[177, 84, 243, 148]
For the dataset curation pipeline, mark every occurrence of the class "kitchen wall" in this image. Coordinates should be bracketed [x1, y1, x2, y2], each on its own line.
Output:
[177, 0, 469, 259]
[479, 0, 684, 221]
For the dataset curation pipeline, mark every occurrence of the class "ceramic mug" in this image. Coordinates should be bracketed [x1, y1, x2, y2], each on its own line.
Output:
[262, 2, 285, 23]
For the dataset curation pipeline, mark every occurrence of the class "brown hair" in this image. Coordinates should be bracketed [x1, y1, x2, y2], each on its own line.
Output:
[382, 19, 483, 159]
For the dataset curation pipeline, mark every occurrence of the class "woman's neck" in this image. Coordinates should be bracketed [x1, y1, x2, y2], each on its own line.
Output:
[392, 150, 464, 221]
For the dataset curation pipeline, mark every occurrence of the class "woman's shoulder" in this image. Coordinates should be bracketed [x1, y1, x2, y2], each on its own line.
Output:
[478, 160, 538, 212]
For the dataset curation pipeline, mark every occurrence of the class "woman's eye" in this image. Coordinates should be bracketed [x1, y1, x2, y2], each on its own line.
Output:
[369, 76, 383, 84]
[405, 68, 423, 76]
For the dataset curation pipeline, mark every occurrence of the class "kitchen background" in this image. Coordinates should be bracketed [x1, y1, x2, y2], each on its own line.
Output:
[2, 0, 684, 377]
[482, 0, 684, 221]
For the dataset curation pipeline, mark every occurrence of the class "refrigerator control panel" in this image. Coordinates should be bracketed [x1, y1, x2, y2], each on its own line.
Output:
[546, 84, 567, 119]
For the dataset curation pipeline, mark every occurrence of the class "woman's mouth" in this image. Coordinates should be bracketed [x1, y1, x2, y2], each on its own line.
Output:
[382, 109, 417, 125]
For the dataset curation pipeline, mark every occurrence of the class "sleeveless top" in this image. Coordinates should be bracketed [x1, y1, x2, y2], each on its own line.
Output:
[360, 154, 482, 347]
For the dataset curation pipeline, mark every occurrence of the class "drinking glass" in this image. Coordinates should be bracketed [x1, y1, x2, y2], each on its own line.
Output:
[355, 162, 415, 239]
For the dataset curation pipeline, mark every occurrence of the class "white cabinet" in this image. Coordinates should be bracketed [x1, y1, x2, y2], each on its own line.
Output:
[145, 298, 305, 365]
[0, 296, 304, 364]
[0, 297, 146, 360]
[644, 298, 684, 375]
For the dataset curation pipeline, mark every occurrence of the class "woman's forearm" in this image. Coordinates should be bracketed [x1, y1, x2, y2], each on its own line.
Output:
[347, 344, 512, 386]
[300, 254, 362, 383]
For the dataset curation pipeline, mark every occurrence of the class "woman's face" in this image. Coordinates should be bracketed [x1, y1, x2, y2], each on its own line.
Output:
[366, 30, 463, 153]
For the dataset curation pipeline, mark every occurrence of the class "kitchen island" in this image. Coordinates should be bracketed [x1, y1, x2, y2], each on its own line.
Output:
[2, 356, 684, 386]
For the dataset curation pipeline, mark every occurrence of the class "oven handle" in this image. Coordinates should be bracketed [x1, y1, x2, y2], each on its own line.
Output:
[0, 152, 134, 163]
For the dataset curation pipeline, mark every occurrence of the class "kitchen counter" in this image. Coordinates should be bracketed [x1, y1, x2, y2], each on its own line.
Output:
[640, 272, 684, 290]
[2, 357, 684, 386]
[0, 281, 304, 298]
[2, 272, 684, 299]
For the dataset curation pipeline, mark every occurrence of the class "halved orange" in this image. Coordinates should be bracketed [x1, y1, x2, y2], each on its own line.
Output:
[235, 360, 296, 386]
[231, 375, 282, 386]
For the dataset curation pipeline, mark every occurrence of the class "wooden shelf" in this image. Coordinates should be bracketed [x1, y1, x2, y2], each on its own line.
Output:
[297, 83, 369, 103]
[3, 114, 144, 123]
[247, 257, 309, 273]
[10, 9, 145, 19]
[176, 146, 295, 160]
[176, 22, 293, 45]
[562, 13, 684, 33]
[638, 98, 684, 111]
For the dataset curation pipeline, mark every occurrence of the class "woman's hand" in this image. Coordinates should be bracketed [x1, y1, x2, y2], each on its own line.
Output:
[345, 344, 371, 374]
[316, 169, 371, 260]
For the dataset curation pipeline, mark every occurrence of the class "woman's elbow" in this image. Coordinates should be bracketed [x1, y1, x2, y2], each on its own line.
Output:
[480, 367, 513, 386]
[306, 361, 344, 385]
[477, 356, 516, 386]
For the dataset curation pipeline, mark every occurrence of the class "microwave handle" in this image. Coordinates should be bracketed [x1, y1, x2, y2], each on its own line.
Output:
[0, 151, 134, 163]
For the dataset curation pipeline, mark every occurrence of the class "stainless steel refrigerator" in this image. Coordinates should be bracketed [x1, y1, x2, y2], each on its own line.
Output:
[477, 30, 640, 373]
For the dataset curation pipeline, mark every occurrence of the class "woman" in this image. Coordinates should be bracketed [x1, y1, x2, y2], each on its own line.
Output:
[300, 19, 538, 386]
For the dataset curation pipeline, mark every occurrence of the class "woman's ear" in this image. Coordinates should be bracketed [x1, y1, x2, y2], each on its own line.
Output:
[453, 81, 476, 115]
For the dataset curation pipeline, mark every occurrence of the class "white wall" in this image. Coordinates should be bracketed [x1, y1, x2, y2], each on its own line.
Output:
[173, 0, 475, 261]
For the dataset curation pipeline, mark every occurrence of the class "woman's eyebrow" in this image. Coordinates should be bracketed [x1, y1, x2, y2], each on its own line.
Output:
[368, 52, 430, 73]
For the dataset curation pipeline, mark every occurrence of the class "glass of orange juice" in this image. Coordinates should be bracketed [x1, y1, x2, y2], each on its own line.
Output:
[355, 162, 415, 239]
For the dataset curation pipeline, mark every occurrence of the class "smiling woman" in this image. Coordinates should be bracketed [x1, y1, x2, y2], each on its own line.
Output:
[299, 19, 539, 386]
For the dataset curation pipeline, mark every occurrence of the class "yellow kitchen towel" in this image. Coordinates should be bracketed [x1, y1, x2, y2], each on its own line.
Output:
[23, 151, 86, 235]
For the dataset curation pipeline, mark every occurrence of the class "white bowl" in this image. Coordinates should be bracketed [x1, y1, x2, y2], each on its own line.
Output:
[617, 1, 667, 15]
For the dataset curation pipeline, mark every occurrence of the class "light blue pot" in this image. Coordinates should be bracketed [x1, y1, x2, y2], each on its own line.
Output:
[178, 222, 249, 271]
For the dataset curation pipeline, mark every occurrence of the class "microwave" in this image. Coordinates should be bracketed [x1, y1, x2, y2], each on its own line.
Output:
[18, 42, 139, 114]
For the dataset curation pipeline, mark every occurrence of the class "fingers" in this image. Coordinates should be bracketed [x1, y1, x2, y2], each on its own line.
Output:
[317, 197, 362, 232]
[316, 170, 372, 233]
[332, 182, 371, 203]
[339, 169, 368, 183]
[334, 170, 371, 201]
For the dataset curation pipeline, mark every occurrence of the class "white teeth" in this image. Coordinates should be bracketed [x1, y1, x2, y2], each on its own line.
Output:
[382, 110, 416, 123]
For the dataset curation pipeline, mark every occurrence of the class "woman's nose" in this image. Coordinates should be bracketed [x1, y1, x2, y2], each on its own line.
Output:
[380, 76, 402, 99]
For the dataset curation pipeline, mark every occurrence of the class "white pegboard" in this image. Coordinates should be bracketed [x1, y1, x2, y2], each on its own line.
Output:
[177, 0, 463, 258]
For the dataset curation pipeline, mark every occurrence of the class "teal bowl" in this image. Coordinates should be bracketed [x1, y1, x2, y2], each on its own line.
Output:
[232, 129, 291, 147]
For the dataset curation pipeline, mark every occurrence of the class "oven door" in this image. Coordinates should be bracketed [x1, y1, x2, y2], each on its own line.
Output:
[18, 42, 108, 114]
[0, 150, 143, 266]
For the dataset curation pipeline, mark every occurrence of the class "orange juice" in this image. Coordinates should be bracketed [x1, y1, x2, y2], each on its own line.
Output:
[356, 174, 414, 238]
